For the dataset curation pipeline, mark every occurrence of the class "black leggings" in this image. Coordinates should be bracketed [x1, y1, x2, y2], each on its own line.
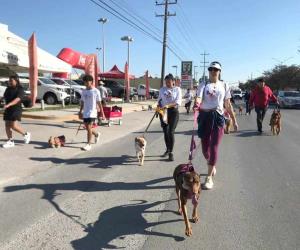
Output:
[160, 108, 179, 153]
[255, 107, 267, 131]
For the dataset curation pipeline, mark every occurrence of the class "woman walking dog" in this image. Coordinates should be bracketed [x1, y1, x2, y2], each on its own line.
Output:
[1, 75, 31, 148]
[194, 62, 238, 189]
[158, 74, 182, 161]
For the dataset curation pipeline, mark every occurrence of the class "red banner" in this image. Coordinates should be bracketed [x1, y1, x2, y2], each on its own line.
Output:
[84, 54, 95, 87]
[28, 33, 38, 106]
[145, 70, 150, 99]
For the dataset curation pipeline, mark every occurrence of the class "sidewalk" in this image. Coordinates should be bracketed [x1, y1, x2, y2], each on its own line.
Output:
[17, 100, 158, 121]
[0, 108, 160, 187]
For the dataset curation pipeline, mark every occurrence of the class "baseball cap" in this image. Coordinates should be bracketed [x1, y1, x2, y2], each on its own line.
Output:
[208, 61, 222, 71]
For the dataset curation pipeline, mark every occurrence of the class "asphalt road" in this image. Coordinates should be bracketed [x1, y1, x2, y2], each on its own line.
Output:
[0, 108, 299, 250]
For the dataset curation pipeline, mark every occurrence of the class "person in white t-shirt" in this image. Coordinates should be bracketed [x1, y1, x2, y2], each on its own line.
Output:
[98, 81, 108, 106]
[79, 74, 105, 151]
[183, 88, 193, 114]
[194, 62, 238, 189]
[157, 73, 182, 161]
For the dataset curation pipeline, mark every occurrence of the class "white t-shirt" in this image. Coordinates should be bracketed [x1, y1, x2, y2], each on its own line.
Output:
[81, 88, 101, 118]
[99, 85, 108, 100]
[196, 80, 231, 114]
[184, 92, 193, 103]
[158, 86, 182, 107]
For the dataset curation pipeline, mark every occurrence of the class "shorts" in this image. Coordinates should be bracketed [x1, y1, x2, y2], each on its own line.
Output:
[83, 118, 96, 124]
[4, 109, 22, 121]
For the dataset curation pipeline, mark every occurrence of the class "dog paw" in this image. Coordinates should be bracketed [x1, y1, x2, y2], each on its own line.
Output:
[185, 227, 192, 237]
[192, 215, 199, 223]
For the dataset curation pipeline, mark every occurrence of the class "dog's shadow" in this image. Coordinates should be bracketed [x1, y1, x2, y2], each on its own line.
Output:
[71, 200, 185, 250]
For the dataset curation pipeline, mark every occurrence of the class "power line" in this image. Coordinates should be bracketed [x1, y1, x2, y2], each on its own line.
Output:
[88, 0, 183, 61]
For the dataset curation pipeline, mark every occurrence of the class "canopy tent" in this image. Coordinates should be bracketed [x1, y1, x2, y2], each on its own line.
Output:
[99, 65, 135, 79]
[0, 23, 71, 74]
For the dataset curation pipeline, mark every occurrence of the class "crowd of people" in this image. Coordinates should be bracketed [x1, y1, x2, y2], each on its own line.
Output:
[1, 63, 279, 190]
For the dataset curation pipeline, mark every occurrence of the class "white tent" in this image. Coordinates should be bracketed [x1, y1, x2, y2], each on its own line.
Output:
[0, 23, 71, 75]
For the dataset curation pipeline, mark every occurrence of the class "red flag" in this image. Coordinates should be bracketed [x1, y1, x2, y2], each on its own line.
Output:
[84, 54, 95, 87]
[145, 70, 150, 99]
[124, 62, 130, 101]
[94, 54, 99, 87]
[28, 33, 38, 106]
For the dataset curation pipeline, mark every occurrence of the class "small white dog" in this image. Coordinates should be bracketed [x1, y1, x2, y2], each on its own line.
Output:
[135, 136, 147, 166]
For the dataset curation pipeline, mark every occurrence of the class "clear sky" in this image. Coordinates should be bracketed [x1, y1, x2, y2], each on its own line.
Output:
[1, 0, 300, 83]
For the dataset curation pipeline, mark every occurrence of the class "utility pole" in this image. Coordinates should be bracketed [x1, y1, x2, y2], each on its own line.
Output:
[200, 51, 209, 82]
[156, 0, 177, 87]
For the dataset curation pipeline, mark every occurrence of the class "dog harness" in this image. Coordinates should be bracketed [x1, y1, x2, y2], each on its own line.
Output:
[176, 163, 199, 206]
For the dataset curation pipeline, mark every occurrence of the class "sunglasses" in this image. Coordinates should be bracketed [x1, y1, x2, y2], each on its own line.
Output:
[209, 68, 219, 72]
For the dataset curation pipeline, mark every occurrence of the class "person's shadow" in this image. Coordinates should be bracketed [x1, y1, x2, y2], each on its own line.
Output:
[71, 200, 184, 250]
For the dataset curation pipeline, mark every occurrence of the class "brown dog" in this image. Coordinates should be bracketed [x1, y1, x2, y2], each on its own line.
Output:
[48, 135, 66, 148]
[238, 106, 243, 115]
[134, 136, 147, 166]
[270, 110, 281, 135]
[173, 163, 201, 236]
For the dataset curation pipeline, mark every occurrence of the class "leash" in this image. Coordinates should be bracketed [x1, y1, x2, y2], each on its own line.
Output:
[142, 111, 157, 137]
[188, 110, 199, 163]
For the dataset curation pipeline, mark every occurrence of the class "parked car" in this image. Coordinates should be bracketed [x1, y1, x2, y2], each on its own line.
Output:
[51, 78, 84, 104]
[101, 79, 136, 98]
[0, 78, 32, 107]
[26, 77, 71, 105]
[232, 89, 243, 99]
[137, 84, 159, 99]
[277, 90, 300, 108]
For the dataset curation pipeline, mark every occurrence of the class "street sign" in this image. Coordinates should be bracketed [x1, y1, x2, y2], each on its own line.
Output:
[181, 61, 193, 89]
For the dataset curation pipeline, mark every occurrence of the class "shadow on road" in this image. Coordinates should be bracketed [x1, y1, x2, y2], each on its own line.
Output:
[29, 154, 138, 169]
[71, 200, 184, 250]
[235, 130, 272, 137]
[3, 178, 182, 248]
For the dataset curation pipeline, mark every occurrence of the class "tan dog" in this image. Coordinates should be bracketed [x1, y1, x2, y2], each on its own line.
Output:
[270, 110, 281, 135]
[224, 118, 233, 134]
[173, 164, 201, 237]
[48, 135, 66, 148]
[134, 136, 147, 166]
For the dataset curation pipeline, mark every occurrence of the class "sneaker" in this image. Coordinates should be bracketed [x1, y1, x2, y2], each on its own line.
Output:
[161, 150, 169, 157]
[95, 132, 101, 144]
[82, 144, 92, 151]
[204, 176, 214, 190]
[168, 152, 174, 161]
[3, 140, 15, 148]
[24, 132, 31, 144]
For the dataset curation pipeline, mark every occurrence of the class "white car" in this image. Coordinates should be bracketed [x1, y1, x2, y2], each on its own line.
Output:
[137, 84, 159, 98]
[37, 77, 71, 105]
[278, 91, 300, 108]
[232, 89, 243, 99]
[51, 78, 85, 104]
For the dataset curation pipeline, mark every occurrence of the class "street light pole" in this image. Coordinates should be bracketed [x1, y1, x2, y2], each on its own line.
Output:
[98, 18, 108, 72]
[172, 65, 178, 78]
[193, 65, 198, 80]
[121, 36, 134, 102]
[96, 47, 102, 66]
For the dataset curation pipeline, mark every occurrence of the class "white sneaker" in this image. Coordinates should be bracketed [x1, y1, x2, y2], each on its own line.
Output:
[204, 176, 214, 190]
[3, 140, 15, 148]
[24, 132, 31, 144]
[95, 132, 101, 144]
[82, 144, 92, 151]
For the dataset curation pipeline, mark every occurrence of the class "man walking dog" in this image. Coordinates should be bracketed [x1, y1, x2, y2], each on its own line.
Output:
[249, 78, 278, 133]
[79, 74, 105, 151]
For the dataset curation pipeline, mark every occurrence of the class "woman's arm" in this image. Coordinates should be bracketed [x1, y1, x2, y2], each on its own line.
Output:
[4, 97, 21, 110]
[225, 98, 238, 131]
